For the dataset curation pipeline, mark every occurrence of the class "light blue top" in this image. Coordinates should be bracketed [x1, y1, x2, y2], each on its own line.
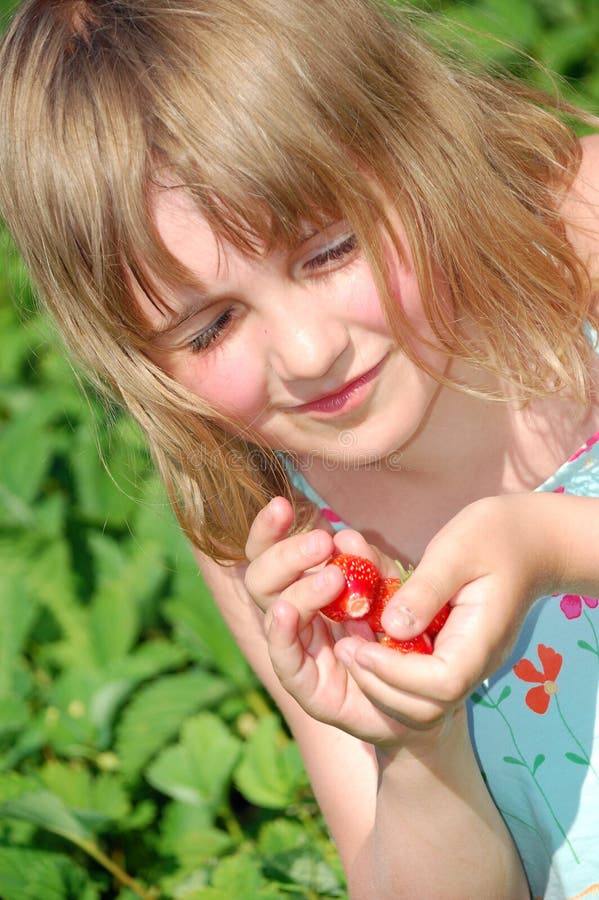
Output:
[279, 331, 599, 899]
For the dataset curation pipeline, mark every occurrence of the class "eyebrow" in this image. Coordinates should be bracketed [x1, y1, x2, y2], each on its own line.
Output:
[138, 267, 219, 339]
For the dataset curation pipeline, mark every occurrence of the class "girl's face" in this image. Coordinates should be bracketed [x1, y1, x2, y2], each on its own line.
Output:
[140, 187, 448, 467]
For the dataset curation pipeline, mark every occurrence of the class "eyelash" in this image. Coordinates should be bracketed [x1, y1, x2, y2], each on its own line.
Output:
[189, 309, 234, 353]
[303, 233, 358, 271]
[188, 232, 358, 354]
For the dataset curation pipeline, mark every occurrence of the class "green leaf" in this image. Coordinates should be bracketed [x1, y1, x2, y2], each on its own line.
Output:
[485, 0, 541, 44]
[0, 570, 37, 698]
[38, 761, 130, 831]
[532, 753, 546, 774]
[146, 712, 241, 811]
[69, 418, 148, 528]
[0, 398, 63, 507]
[502, 756, 526, 767]
[164, 564, 253, 687]
[113, 640, 189, 682]
[497, 685, 512, 705]
[117, 798, 157, 833]
[0, 695, 30, 742]
[258, 818, 307, 855]
[259, 820, 344, 895]
[134, 474, 191, 558]
[116, 670, 231, 779]
[0, 306, 34, 383]
[158, 802, 233, 868]
[45, 668, 107, 754]
[26, 541, 92, 670]
[565, 751, 589, 766]
[577, 639, 598, 654]
[0, 772, 41, 801]
[283, 853, 343, 895]
[160, 802, 233, 870]
[89, 641, 189, 747]
[234, 716, 308, 809]
[0, 846, 98, 900]
[0, 790, 92, 843]
[0, 717, 49, 771]
[536, 22, 597, 75]
[470, 692, 493, 707]
[87, 534, 166, 666]
[213, 855, 263, 893]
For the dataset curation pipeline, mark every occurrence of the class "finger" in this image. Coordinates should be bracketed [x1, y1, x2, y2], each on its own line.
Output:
[350, 636, 482, 707]
[331, 531, 411, 582]
[332, 529, 382, 566]
[244, 527, 336, 610]
[267, 600, 313, 687]
[264, 562, 347, 627]
[245, 496, 294, 561]
[267, 599, 337, 699]
[380, 532, 474, 640]
[335, 637, 447, 729]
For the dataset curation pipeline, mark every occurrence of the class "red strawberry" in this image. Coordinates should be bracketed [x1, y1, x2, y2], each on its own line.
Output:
[427, 603, 450, 637]
[380, 632, 433, 654]
[320, 554, 380, 622]
[365, 576, 401, 633]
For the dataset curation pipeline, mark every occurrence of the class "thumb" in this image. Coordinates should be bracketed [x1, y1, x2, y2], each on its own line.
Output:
[380, 540, 466, 639]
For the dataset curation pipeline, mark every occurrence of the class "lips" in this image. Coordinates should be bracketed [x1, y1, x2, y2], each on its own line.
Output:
[287, 356, 387, 414]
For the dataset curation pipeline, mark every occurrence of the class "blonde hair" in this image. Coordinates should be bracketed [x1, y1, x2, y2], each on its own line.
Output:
[0, 0, 597, 561]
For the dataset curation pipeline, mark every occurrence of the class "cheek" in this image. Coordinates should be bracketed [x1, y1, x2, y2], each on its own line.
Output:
[172, 352, 270, 420]
[343, 266, 390, 333]
[385, 250, 451, 365]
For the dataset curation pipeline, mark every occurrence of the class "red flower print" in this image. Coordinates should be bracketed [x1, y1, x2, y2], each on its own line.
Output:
[560, 594, 599, 620]
[513, 644, 563, 714]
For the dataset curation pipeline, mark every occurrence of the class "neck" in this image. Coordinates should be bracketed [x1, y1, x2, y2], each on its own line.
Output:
[305, 364, 598, 562]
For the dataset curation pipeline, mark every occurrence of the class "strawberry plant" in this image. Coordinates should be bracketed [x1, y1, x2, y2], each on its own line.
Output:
[0, 230, 346, 898]
[0, 0, 598, 896]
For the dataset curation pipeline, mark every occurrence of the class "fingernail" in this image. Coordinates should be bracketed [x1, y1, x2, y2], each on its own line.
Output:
[385, 605, 415, 631]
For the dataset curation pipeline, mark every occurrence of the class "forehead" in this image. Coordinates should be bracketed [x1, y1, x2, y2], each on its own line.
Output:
[151, 185, 222, 276]
[129, 186, 216, 334]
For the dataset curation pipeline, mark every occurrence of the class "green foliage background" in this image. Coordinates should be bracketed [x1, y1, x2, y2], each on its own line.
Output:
[0, 0, 598, 897]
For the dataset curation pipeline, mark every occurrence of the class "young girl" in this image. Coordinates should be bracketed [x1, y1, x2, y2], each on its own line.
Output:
[1, 0, 598, 896]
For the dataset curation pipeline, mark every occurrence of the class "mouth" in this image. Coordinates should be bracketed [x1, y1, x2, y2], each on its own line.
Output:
[287, 355, 388, 416]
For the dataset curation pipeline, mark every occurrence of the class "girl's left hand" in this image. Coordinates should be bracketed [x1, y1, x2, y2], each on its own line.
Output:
[333, 493, 565, 729]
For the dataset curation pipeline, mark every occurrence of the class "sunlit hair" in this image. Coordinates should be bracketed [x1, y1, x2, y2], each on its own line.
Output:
[0, 0, 597, 561]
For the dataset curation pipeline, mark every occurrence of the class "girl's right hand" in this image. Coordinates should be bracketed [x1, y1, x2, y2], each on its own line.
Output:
[244, 496, 453, 750]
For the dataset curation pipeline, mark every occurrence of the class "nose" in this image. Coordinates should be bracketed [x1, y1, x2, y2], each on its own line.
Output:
[264, 288, 350, 384]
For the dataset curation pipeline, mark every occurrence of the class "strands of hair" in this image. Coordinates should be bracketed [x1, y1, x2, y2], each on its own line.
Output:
[0, 0, 597, 559]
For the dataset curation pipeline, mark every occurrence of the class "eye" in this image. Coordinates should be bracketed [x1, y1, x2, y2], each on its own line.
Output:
[189, 309, 234, 353]
[303, 233, 359, 273]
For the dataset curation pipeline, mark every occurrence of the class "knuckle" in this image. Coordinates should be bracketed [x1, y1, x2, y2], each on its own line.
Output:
[436, 668, 469, 703]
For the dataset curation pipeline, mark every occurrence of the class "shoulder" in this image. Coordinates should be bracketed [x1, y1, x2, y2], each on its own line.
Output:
[560, 133, 599, 281]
